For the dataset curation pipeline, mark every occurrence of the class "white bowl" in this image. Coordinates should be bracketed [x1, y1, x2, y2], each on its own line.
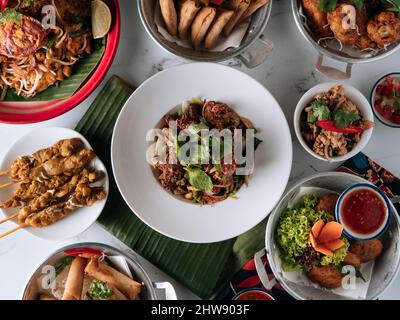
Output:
[294, 83, 374, 162]
[370, 72, 400, 129]
[0, 127, 109, 240]
[111, 62, 293, 243]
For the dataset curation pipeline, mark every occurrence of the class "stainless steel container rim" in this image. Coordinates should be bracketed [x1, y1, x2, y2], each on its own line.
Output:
[137, 0, 273, 63]
[265, 171, 400, 300]
[21, 242, 158, 300]
[291, 0, 400, 64]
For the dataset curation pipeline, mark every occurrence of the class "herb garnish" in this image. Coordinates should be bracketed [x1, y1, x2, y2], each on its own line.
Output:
[306, 100, 331, 123]
[333, 108, 360, 128]
[86, 279, 113, 300]
[186, 167, 213, 192]
[0, 8, 22, 24]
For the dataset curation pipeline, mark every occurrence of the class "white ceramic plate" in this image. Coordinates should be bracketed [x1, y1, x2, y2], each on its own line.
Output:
[111, 63, 292, 243]
[0, 127, 109, 240]
[294, 83, 374, 162]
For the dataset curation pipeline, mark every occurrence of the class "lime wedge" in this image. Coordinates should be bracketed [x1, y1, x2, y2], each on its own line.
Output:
[91, 0, 112, 39]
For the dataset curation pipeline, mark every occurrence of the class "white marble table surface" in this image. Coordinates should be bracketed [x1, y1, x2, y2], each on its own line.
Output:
[0, 0, 399, 300]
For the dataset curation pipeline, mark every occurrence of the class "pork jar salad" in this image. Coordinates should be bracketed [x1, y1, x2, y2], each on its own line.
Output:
[300, 85, 374, 159]
[149, 98, 262, 205]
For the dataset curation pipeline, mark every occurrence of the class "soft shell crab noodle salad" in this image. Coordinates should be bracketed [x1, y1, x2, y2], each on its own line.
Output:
[147, 98, 262, 205]
[277, 193, 383, 290]
[0, 0, 95, 98]
[301, 85, 375, 159]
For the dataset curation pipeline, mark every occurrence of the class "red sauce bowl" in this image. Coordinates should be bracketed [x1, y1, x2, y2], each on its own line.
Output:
[335, 184, 391, 240]
[233, 289, 275, 301]
[0, 0, 120, 124]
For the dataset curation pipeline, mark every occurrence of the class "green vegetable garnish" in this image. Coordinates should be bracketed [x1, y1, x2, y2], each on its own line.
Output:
[55, 256, 74, 276]
[86, 279, 113, 300]
[306, 100, 331, 123]
[277, 195, 332, 271]
[0, 8, 22, 24]
[320, 237, 349, 266]
[186, 167, 213, 192]
[317, 0, 364, 12]
[333, 108, 360, 128]
[381, 0, 400, 12]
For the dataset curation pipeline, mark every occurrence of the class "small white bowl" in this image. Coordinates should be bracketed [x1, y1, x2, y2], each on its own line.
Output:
[335, 183, 391, 241]
[294, 83, 374, 162]
[370, 72, 400, 129]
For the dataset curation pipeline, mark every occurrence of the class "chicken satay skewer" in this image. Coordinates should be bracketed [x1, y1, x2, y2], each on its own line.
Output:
[0, 149, 95, 188]
[0, 213, 19, 225]
[0, 139, 84, 178]
[0, 181, 13, 189]
[0, 184, 107, 238]
[0, 169, 104, 209]
[0, 169, 11, 177]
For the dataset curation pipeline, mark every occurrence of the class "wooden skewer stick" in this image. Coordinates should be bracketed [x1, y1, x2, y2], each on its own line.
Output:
[0, 181, 13, 189]
[0, 213, 19, 225]
[0, 225, 24, 239]
[0, 168, 10, 177]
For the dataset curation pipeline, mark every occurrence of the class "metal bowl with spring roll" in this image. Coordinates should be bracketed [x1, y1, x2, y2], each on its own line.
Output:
[138, 0, 274, 68]
[21, 243, 177, 300]
[292, 0, 400, 79]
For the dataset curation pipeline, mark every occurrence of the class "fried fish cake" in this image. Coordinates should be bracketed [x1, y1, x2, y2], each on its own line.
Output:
[315, 193, 339, 216]
[349, 239, 383, 263]
[343, 252, 361, 270]
[367, 12, 400, 48]
[302, 0, 333, 38]
[307, 265, 343, 289]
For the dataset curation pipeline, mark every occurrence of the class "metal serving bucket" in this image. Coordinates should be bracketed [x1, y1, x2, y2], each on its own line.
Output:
[264, 172, 400, 300]
[292, 0, 400, 79]
[138, 0, 274, 68]
[22, 242, 177, 300]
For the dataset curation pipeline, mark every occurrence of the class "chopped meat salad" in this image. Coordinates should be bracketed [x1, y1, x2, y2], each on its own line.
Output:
[300, 85, 374, 159]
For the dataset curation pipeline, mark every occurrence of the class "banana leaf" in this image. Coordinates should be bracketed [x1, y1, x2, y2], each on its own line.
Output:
[4, 39, 105, 102]
[76, 76, 267, 298]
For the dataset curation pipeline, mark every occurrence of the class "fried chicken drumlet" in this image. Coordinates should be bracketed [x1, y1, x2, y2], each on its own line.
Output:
[327, 4, 371, 48]
[367, 12, 400, 48]
[302, 0, 333, 38]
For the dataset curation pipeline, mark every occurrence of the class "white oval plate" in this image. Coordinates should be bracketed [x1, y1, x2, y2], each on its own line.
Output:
[0, 127, 109, 240]
[112, 63, 292, 243]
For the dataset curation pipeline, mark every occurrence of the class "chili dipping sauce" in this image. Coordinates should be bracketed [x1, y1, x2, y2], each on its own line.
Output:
[341, 188, 387, 235]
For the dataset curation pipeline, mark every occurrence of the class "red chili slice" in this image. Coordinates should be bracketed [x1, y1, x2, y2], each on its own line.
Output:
[0, 0, 9, 12]
[316, 120, 363, 133]
[64, 247, 103, 258]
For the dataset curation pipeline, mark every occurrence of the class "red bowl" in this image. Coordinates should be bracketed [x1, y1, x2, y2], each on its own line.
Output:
[0, 0, 121, 124]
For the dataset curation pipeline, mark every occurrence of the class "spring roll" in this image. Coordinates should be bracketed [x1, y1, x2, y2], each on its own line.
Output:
[107, 285, 129, 300]
[205, 9, 234, 49]
[160, 0, 178, 36]
[85, 259, 142, 300]
[40, 293, 56, 300]
[191, 7, 217, 49]
[223, 0, 250, 37]
[178, 0, 201, 40]
[238, 0, 269, 24]
[62, 257, 87, 300]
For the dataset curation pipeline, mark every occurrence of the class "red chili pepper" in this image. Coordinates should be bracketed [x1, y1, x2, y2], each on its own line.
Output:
[64, 247, 103, 258]
[0, 0, 9, 12]
[316, 120, 363, 133]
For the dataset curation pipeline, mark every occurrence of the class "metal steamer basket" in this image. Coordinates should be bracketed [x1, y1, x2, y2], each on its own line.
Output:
[138, 0, 274, 68]
[264, 172, 400, 300]
[22, 243, 177, 300]
[292, 0, 400, 79]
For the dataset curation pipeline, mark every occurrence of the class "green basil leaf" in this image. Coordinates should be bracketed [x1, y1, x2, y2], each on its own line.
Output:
[186, 167, 213, 192]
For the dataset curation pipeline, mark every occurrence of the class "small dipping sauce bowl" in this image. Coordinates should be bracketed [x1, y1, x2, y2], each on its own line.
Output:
[336, 184, 391, 240]
[233, 289, 275, 300]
